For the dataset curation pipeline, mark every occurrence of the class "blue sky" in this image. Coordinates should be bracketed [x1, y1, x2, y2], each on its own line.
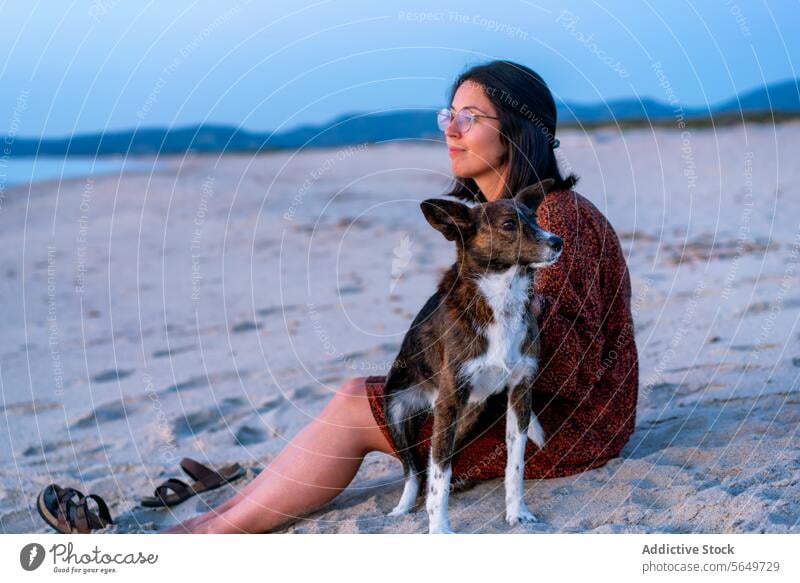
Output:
[0, 0, 797, 136]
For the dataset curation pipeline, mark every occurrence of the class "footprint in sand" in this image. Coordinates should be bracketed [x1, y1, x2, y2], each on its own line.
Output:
[289, 384, 331, 401]
[629, 486, 668, 510]
[767, 510, 796, 526]
[152, 345, 197, 358]
[257, 304, 300, 317]
[22, 439, 72, 457]
[231, 321, 261, 333]
[338, 285, 364, 295]
[161, 375, 209, 394]
[256, 397, 283, 414]
[173, 397, 248, 438]
[91, 369, 134, 383]
[234, 425, 268, 446]
[71, 398, 144, 429]
[159, 369, 251, 396]
[0, 399, 60, 415]
[23, 439, 110, 459]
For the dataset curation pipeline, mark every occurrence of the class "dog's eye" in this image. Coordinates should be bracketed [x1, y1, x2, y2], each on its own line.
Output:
[501, 219, 517, 231]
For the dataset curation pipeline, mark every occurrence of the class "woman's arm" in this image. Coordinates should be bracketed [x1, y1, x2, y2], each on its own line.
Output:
[529, 193, 607, 404]
[533, 293, 605, 404]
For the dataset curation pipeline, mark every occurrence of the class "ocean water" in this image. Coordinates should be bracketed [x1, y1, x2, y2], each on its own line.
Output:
[0, 156, 158, 189]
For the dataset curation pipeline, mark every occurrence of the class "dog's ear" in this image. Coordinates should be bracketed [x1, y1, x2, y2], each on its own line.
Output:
[420, 199, 473, 242]
[514, 178, 555, 212]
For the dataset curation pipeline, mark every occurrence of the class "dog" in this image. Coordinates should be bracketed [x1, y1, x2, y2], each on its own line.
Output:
[382, 178, 562, 533]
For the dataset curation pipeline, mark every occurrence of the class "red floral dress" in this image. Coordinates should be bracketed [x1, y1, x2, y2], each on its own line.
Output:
[365, 188, 639, 484]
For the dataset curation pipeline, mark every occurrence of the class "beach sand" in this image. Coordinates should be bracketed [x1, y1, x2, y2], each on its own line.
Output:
[1, 122, 799, 533]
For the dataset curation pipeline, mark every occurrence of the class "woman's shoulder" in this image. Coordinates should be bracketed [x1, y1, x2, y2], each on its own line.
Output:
[541, 188, 627, 272]
[544, 188, 621, 238]
[545, 187, 606, 221]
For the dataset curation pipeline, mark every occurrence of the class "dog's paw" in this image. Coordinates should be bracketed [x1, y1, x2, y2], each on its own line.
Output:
[387, 505, 411, 517]
[506, 507, 538, 526]
[429, 524, 456, 534]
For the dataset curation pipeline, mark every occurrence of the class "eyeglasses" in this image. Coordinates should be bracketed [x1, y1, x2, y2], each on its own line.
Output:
[437, 107, 499, 133]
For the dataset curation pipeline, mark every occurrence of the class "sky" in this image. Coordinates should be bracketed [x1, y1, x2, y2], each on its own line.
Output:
[0, 0, 797, 137]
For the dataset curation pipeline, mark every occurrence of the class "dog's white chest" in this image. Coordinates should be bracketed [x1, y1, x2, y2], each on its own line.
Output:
[457, 267, 539, 402]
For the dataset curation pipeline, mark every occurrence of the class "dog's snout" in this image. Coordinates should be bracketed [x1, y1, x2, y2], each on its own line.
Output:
[549, 235, 563, 252]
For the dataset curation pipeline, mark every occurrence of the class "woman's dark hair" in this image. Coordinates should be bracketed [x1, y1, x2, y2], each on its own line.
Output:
[443, 60, 579, 203]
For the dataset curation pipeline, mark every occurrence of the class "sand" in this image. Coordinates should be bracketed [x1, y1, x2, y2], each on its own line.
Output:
[1, 121, 799, 533]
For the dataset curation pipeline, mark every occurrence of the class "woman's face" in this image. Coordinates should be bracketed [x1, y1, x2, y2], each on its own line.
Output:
[444, 81, 507, 183]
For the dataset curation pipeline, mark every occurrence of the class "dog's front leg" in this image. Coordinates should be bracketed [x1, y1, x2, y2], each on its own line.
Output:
[505, 381, 540, 526]
[425, 448, 453, 534]
[426, 374, 463, 534]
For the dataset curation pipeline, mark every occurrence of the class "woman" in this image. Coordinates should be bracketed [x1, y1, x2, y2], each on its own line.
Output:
[45, 59, 638, 534]
[161, 60, 639, 533]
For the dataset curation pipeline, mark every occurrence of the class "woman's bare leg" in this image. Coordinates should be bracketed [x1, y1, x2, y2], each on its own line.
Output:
[164, 376, 394, 533]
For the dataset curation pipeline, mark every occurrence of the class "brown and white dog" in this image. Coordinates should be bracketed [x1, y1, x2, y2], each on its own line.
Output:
[382, 178, 562, 533]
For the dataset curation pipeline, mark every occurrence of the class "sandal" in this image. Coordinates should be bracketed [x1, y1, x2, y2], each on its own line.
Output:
[37, 484, 113, 534]
[140, 457, 245, 507]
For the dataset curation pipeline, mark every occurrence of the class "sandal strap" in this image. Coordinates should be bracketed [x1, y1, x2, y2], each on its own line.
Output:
[58, 487, 85, 506]
[54, 503, 74, 533]
[72, 501, 93, 533]
[180, 458, 223, 488]
[53, 489, 86, 534]
[62, 495, 113, 533]
[83, 494, 114, 527]
[154, 478, 192, 499]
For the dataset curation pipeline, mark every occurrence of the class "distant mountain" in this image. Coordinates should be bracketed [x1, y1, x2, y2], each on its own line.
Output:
[8, 125, 270, 157]
[266, 109, 439, 148]
[557, 79, 800, 123]
[556, 96, 680, 124]
[4, 111, 441, 157]
[6, 79, 799, 157]
[715, 78, 800, 113]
